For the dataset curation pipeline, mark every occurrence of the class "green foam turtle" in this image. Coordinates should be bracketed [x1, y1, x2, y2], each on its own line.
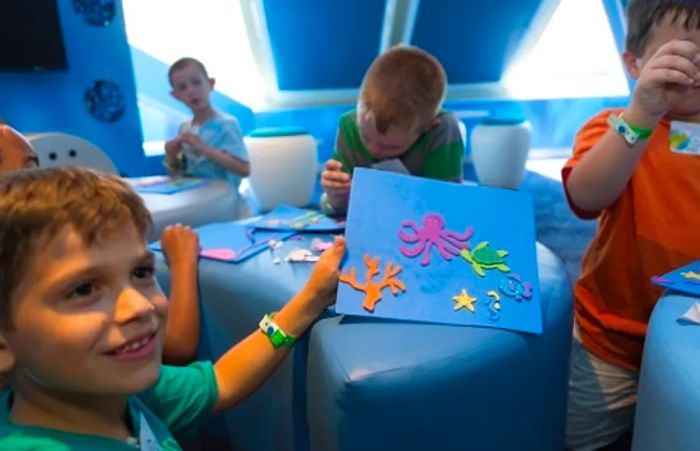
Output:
[460, 241, 510, 277]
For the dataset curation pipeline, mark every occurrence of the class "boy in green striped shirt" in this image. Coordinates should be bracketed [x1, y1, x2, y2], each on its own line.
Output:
[321, 45, 464, 215]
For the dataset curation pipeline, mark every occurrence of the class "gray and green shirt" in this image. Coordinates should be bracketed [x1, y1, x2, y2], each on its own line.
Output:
[333, 109, 464, 181]
[321, 109, 464, 214]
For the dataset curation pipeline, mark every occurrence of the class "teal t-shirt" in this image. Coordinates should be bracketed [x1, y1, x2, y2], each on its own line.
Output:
[0, 361, 218, 450]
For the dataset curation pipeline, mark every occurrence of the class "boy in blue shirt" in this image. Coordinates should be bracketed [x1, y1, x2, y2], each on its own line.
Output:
[164, 57, 251, 217]
[0, 167, 345, 449]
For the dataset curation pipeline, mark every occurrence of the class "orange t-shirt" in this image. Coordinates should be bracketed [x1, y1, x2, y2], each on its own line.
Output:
[563, 109, 700, 371]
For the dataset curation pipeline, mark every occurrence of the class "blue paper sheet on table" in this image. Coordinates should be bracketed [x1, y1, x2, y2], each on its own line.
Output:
[151, 222, 296, 263]
[652, 260, 700, 297]
[246, 204, 345, 233]
[335, 168, 542, 334]
[130, 176, 210, 194]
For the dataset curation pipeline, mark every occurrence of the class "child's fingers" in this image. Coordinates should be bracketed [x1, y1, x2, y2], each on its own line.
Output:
[322, 167, 349, 179]
[649, 67, 695, 86]
[317, 236, 346, 267]
[654, 39, 700, 62]
[325, 159, 343, 171]
[648, 54, 700, 80]
[329, 236, 346, 258]
[322, 170, 350, 184]
[323, 180, 351, 191]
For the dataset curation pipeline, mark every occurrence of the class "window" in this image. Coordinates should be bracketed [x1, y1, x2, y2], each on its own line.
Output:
[123, 0, 264, 108]
[503, 0, 629, 99]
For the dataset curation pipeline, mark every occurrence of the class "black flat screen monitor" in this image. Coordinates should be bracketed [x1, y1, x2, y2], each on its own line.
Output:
[0, 1, 68, 70]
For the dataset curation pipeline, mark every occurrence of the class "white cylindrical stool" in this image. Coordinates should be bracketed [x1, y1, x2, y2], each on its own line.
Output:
[244, 127, 318, 211]
[471, 118, 531, 189]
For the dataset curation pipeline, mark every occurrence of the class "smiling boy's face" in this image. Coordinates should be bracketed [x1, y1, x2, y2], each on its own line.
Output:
[0, 223, 168, 397]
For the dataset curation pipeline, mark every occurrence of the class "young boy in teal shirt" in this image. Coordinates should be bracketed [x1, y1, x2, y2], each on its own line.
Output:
[0, 167, 345, 449]
[321, 46, 464, 215]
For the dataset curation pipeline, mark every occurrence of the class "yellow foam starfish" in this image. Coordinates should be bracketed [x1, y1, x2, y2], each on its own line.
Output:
[452, 289, 477, 312]
[681, 271, 700, 281]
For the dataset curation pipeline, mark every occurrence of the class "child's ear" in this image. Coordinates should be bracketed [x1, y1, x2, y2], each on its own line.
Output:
[622, 51, 641, 80]
[208, 77, 216, 90]
[170, 89, 183, 101]
[0, 331, 16, 374]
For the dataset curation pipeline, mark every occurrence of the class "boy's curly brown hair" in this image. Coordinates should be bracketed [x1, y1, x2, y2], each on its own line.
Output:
[0, 167, 152, 327]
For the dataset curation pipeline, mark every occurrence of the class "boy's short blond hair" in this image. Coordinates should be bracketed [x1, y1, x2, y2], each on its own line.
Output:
[359, 46, 447, 134]
[168, 57, 209, 86]
[626, 0, 700, 56]
[0, 167, 152, 327]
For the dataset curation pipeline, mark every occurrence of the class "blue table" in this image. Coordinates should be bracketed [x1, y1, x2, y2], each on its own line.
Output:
[633, 294, 700, 451]
[135, 179, 239, 240]
[156, 234, 573, 451]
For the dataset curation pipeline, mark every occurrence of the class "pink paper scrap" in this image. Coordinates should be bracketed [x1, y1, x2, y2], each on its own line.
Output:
[200, 248, 237, 261]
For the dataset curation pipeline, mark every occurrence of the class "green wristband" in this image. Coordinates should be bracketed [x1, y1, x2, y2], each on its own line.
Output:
[608, 113, 653, 146]
[259, 313, 297, 348]
[621, 114, 653, 139]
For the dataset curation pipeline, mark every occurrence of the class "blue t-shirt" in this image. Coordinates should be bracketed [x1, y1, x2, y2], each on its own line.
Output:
[0, 361, 218, 450]
[180, 111, 249, 190]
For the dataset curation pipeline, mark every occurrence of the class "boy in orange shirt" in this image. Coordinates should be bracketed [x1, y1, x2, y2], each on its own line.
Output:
[563, 1, 700, 449]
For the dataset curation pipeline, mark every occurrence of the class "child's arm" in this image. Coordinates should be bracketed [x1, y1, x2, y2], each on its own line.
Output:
[567, 39, 700, 212]
[160, 224, 201, 365]
[212, 237, 345, 412]
[181, 132, 251, 177]
[320, 159, 351, 214]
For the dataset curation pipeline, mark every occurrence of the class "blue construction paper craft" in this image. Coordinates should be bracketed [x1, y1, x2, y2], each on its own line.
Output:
[651, 260, 700, 297]
[246, 204, 345, 232]
[130, 176, 209, 194]
[151, 222, 296, 263]
[335, 168, 542, 334]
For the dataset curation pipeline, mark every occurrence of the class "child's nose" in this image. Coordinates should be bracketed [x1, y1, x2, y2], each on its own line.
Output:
[114, 286, 156, 324]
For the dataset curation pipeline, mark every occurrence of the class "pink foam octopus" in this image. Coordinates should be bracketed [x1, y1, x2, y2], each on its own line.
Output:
[398, 213, 473, 266]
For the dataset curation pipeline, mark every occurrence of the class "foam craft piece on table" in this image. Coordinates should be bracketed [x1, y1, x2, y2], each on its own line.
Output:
[246, 204, 345, 233]
[633, 295, 700, 451]
[244, 127, 318, 211]
[151, 221, 296, 263]
[336, 168, 541, 334]
[651, 260, 700, 297]
[129, 176, 210, 194]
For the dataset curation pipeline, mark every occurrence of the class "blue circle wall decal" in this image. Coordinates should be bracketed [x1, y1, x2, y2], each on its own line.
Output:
[84, 80, 126, 123]
[72, 0, 116, 27]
